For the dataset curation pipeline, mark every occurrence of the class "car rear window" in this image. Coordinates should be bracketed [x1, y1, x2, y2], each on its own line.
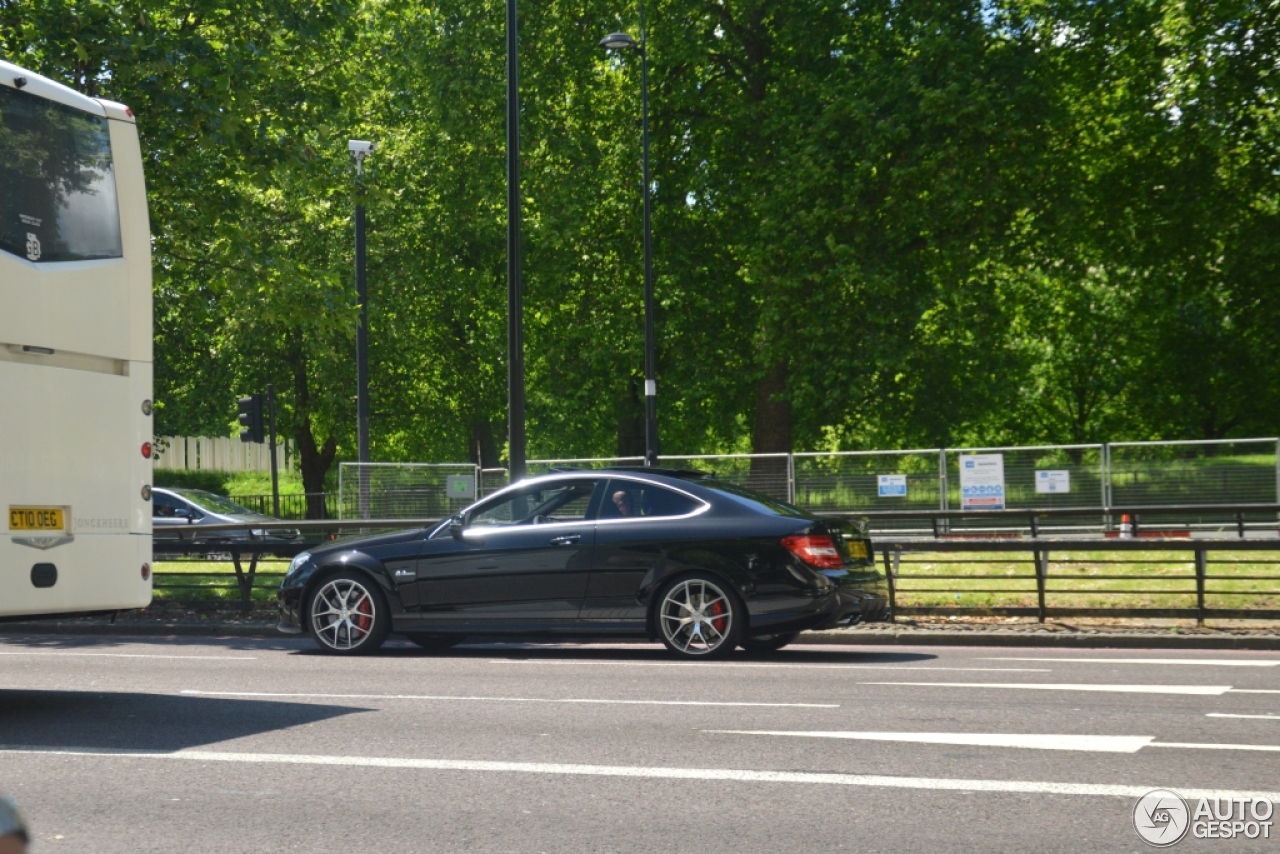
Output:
[172, 489, 255, 516]
[696, 480, 810, 518]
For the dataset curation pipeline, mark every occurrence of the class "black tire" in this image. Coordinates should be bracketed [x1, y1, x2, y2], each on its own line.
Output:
[740, 632, 800, 654]
[403, 633, 464, 653]
[655, 573, 744, 659]
[306, 571, 390, 655]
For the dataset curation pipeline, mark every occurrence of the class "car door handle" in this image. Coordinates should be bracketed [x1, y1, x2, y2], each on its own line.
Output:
[549, 534, 580, 546]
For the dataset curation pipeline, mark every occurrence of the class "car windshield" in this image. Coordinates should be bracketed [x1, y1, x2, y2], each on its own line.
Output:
[695, 480, 810, 518]
[171, 489, 256, 516]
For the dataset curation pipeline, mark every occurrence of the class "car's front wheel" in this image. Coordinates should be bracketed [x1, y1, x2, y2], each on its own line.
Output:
[656, 574, 743, 659]
[307, 572, 390, 655]
[740, 632, 800, 654]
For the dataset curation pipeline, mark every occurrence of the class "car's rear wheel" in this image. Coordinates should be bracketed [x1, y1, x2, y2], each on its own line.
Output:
[307, 572, 390, 655]
[403, 633, 463, 653]
[740, 632, 800, 654]
[656, 574, 743, 659]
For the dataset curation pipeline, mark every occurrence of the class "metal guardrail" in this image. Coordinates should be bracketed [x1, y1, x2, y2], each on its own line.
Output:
[876, 538, 1280, 625]
[150, 520, 444, 609]
[832, 501, 1280, 539]
[149, 519, 1280, 625]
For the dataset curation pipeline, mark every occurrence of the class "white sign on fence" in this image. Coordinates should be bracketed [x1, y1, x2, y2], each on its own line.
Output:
[877, 474, 907, 497]
[446, 474, 476, 500]
[960, 453, 1006, 510]
[1035, 470, 1071, 494]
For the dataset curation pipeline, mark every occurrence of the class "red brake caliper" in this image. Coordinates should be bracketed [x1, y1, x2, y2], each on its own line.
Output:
[710, 599, 727, 633]
[356, 595, 373, 631]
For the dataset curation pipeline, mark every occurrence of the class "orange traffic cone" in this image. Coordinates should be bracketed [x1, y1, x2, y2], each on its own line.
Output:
[1119, 514, 1133, 539]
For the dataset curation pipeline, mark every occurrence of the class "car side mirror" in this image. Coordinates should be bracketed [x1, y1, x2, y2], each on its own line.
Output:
[449, 516, 464, 540]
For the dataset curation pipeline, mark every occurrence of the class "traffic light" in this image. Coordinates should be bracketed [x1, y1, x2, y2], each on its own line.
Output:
[237, 394, 264, 444]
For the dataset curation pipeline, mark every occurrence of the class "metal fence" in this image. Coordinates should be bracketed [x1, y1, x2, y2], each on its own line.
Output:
[236, 492, 336, 520]
[266, 438, 1280, 529]
[146, 530, 1280, 625]
[876, 538, 1280, 624]
[337, 462, 481, 520]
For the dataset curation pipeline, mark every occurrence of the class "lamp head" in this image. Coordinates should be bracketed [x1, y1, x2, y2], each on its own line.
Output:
[599, 32, 639, 51]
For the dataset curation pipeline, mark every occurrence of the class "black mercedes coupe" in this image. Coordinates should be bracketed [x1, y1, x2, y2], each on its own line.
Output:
[277, 468, 888, 658]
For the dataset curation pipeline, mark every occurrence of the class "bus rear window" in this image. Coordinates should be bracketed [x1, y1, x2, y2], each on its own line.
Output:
[0, 85, 122, 263]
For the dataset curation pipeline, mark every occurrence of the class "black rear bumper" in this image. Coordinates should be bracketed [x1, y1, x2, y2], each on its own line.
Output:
[813, 590, 891, 628]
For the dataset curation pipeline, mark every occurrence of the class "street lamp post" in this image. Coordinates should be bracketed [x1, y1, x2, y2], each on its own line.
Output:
[601, 10, 658, 467]
[349, 139, 375, 515]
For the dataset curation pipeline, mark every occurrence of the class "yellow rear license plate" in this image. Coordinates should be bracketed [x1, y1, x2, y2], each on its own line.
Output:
[847, 540, 868, 559]
[9, 506, 66, 532]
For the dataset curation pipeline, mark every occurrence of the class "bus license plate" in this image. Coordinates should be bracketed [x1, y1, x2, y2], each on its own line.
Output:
[9, 506, 66, 532]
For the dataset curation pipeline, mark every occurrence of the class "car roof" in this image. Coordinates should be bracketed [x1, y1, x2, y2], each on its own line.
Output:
[547, 466, 713, 480]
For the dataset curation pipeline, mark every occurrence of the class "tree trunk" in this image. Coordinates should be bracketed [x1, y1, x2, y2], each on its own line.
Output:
[469, 417, 501, 469]
[296, 429, 337, 519]
[616, 377, 646, 458]
[750, 361, 791, 496]
[288, 332, 339, 519]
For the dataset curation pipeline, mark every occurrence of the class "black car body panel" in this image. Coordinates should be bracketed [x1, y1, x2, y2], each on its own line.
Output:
[278, 469, 888, 648]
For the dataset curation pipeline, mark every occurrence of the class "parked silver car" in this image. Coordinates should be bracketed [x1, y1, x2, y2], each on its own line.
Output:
[152, 487, 299, 556]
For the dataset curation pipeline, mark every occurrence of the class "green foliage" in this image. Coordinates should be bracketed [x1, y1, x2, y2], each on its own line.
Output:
[4, 0, 1277, 485]
[152, 469, 229, 493]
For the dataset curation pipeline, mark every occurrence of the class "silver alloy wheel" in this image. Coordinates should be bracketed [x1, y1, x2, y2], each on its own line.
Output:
[310, 577, 378, 651]
[659, 577, 735, 656]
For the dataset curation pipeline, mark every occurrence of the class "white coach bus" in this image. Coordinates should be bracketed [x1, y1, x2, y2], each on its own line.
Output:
[1, 59, 153, 620]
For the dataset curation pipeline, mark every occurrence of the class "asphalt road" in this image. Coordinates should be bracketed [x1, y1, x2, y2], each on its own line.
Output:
[1, 635, 1278, 853]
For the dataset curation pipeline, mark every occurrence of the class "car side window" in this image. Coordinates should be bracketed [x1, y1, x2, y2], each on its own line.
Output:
[153, 493, 178, 518]
[601, 480, 701, 520]
[468, 480, 599, 528]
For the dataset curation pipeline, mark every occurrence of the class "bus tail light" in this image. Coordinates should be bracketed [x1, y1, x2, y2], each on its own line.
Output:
[782, 535, 843, 569]
[141, 442, 152, 459]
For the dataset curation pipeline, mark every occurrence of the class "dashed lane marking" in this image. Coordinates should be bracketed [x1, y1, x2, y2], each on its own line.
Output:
[178, 690, 838, 708]
[1207, 713, 1280, 720]
[860, 682, 1233, 695]
[2, 745, 1277, 802]
[982, 657, 1280, 667]
[489, 660, 1050, 672]
[705, 730, 1155, 752]
[708, 730, 1280, 754]
[0, 651, 256, 660]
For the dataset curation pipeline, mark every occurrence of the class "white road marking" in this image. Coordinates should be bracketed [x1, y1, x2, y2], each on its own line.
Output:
[1230, 689, 1280, 694]
[1153, 742, 1280, 753]
[489, 660, 1049, 673]
[2, 745, 1277, 802]
[0, 651, 256, 661]
[1207, 713, 1280, 720]
[705, 731, 1154, 753]
[983, 657, 1280, 667]
[708, 730, 1280, 755]
[178, 690, 837, 708]
[860, 682, 1233, 695]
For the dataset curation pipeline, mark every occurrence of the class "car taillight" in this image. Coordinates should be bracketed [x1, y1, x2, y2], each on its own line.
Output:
[782, 535, 843, 569]
[141, 442, 153, 459]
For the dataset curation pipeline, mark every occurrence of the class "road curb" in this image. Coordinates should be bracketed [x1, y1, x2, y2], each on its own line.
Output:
[3, 620, 1280, 649]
